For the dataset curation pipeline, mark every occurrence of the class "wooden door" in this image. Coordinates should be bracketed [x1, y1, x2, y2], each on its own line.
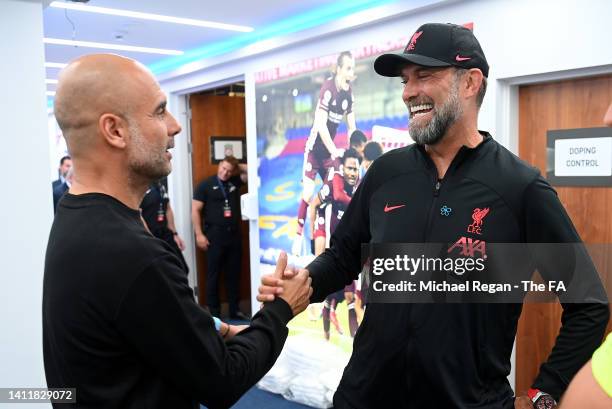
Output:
[515, 74, 612, 395]
[189, 93, 251, 314]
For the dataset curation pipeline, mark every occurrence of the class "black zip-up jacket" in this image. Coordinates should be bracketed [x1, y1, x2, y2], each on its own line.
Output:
[307, 132, 609, 408]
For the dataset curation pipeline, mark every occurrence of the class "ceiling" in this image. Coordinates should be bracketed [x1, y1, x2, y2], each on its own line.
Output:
[42, 0, 398, 94]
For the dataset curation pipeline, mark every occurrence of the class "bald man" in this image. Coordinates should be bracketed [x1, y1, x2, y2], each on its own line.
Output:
[43, 54, 312, 409]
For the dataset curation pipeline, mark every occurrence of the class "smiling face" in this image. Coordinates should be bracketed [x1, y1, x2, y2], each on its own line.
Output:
[336, 54, 355, 91]
[401, 65, 463, 146]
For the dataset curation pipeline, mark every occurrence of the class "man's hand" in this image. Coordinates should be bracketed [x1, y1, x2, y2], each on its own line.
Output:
[225, 324, 248, 340]
[174, 233, 186, 251]
[195, 233, 210, 251]
[257, 251, 299, 302]
[258, 252, 312, 316]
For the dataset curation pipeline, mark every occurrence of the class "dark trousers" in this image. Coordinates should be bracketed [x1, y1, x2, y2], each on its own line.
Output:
[206, 230, 242, 317]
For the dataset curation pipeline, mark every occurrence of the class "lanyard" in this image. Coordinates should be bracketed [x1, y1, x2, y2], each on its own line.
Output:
[216, 177, 229, 201]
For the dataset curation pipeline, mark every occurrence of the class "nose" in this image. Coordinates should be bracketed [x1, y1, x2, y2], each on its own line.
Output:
[167, 111, 182, 137]
[402, 81, 419, 105]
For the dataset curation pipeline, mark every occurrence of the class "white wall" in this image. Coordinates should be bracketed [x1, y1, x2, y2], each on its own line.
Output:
[0, 0, 52, 406]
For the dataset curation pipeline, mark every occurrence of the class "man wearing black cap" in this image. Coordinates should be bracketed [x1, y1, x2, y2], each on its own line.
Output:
[259, 23, 609, 408]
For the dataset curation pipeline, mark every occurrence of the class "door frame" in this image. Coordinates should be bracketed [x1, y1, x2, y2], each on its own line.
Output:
[494, 63, 612, 391]
[166, 75, 246, 299]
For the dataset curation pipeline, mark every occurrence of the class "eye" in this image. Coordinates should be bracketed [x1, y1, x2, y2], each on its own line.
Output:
[400, 79, 408, 85]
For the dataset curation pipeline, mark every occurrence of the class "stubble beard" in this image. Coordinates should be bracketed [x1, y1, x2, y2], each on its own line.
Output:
[127, 122, 170, 184]
[408, 77, 463, 146]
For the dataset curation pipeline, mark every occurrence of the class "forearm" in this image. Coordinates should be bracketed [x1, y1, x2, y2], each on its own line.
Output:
[192, 208, 204, 236]
[117, 260, 293, 408]
[314, 109, 336, 155]
[166, 206, 177, 233]
[532, 302, 609, 400]
[308, 247, 358, 302]
[332, 174, 351, 205]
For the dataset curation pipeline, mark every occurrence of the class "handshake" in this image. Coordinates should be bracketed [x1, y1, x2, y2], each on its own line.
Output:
[257, 251, 313, 316]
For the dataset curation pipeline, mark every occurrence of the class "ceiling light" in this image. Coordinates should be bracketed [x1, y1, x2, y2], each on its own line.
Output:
[49, 1, 253, 32]
[45, 62, 68, 68]
[44, 38, 184, 55]
[46, 79, 58, 84]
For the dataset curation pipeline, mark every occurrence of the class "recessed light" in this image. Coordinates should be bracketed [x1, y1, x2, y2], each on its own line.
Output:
[49, 1, 253, 32]
[45, 62, 68, 68]
[44, 38, 184, 55]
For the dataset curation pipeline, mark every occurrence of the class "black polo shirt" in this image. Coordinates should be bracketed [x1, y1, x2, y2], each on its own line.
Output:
[193, 175, 243, 230]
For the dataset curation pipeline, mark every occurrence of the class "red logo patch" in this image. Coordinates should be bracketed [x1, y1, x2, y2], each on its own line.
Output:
[384, 203, 406, 213]
[467, 207, 490, 235]
[406, 31, 423, 51]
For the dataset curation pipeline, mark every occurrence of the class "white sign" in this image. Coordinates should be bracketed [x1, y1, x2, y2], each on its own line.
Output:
[554, 137, 612, 177]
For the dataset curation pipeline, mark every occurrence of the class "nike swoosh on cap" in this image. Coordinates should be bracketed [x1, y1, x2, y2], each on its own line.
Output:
[456, 55, 471, 62]
[384, 204, 406, 213]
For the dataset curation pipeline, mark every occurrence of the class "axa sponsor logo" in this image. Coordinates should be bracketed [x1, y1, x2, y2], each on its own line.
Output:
[467, 207, 489, 235]
[448, 236, 487, 258]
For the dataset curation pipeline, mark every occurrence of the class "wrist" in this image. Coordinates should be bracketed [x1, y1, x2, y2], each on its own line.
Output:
[221, 323, 231, 339]
[527, 388, 556, 408]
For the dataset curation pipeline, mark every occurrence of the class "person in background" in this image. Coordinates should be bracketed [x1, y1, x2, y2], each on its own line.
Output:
[140, 178, 187, 269]
[292, 51, 357, 256]
[52, 155, 71, 189]
[192, 156, 249, 320]
[309, 148, 362, 340]
[52, 166, 73, 212]
[360, 140, 383, 178]
[349, 130, 367, 158]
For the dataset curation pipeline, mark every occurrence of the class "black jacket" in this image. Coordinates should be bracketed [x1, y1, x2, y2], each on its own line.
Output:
[307, 133, 609, 408]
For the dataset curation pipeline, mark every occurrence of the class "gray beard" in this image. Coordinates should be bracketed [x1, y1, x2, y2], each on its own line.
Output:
[409, 83, 462, 146]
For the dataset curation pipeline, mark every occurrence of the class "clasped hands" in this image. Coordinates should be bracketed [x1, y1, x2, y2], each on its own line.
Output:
[257, 251, 312, 316]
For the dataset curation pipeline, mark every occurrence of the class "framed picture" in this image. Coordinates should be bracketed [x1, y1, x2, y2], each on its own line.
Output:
[210, 137, 246, 164]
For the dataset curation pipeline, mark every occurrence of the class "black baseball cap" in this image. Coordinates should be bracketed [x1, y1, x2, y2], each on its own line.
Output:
[374, 23, 489, 78]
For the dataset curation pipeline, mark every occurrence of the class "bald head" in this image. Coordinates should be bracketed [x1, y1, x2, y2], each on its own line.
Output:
[54, 54, 160, 156]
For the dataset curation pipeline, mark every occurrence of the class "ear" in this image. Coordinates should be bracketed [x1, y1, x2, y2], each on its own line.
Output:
[463, 68, 484, 101]
[98, 113, 128, 149]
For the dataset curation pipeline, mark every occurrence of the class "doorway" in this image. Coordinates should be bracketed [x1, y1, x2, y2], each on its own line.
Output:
[189, 81, 252, 316]
[515, 74, 612, 394]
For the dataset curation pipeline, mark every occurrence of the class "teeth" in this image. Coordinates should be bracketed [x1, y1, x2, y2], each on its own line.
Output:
[410, 104, 433, 114]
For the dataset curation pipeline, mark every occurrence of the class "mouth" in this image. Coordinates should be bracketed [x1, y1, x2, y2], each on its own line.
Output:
[165, 144, 174, 159]
[409, 103, 434, 118]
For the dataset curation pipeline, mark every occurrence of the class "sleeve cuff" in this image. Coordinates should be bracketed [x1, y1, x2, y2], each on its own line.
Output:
[261, 297, 293, 325]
